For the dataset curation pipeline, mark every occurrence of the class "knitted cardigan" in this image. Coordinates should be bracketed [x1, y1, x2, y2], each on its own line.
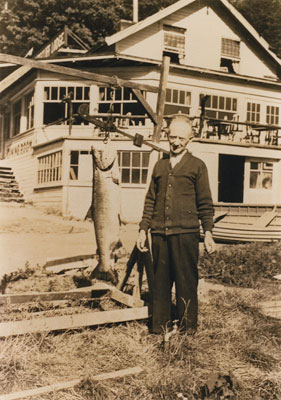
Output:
[139, 152, 214, 235]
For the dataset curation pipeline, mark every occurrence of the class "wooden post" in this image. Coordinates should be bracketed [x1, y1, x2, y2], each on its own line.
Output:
[152, 55, 170, 143]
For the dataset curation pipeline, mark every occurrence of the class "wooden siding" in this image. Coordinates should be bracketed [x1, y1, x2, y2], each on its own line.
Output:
[32, 186, 63, 212]
[5, 154, 37, 202]
[117, 4, 276, 80]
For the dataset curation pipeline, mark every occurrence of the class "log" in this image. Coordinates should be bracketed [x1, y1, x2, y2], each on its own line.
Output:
[45, 253, 97, 267]
[0, 306, 149, 337]
[45, 256, 98, 274]
[0, 284, 110, 305]
[152, 55, 170, 142]
[110, 288, 144, 308]
[0, 366, 143, 400]
[0, 53, 158, 94]
[0, 65, 31, 94]
[131, 88, 158, 125]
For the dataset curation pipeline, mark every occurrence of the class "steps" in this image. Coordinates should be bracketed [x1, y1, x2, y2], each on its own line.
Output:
[0, 166, 25, 203]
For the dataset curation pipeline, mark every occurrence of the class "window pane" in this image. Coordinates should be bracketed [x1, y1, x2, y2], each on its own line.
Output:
[172, 90, 178, 104]
[142, 152, 150, 167]
[99, 88, 105, 101]
[122, 152, 130, 167]
[132, 152, 140, 167]
[166, 88, 172, 103]
[250, 162, 259, 170]
[70, 166, 78, 180]
[263, 162, 273, 170]
[122, 169, 130, 183]
[44, 87, 50, 100]
[51, 87, 58, 100]
[141, 169, 148, 184]
[76, 87, 83, 100]
[59, 87, 66, 100]
[68, 87, 74, 99]
[70, 150, 79, 165]
[219, 97, 225, 110]
[212, 96, 218, 109]
[43, 103, 65, 125]
[115, 88, 122, 101]
[226, 97, 231, 110]
[124, 87, 131, 100]
[84, 86, 90, 100]
[250, 171, 259, 188]
[132, 169, 140, 183]
[179, 91, 185, 104]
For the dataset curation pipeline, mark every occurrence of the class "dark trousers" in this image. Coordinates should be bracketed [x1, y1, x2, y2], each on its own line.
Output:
[150, 233, 199, 333]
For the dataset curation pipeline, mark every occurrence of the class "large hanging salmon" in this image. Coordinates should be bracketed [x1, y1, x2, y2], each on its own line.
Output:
[90, 140, 121, 285]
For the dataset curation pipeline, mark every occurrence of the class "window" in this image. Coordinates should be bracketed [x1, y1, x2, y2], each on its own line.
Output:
[247, 102, 260, 123]
[164, 88, 191, 115]
[70, 151, 79, 180]
[118, 151, 150, 184]
[13, 100, 22, 135]
[43, 86, 90, 125]
[69, 150, 91, 180]
[221, 38, 240, 59]
[220, 38, 240, 73]
[24, 92, 34, 130]
[200, 94, 237, 120]
[163, 25, 185, 63]
[249, 161, 273, 189]
[98, 87, 147, 126]
[266, 106, 279, 125]
[38, 151, 62, 184]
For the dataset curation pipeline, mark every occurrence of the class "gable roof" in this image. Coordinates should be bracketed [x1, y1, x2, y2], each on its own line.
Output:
[105, 0, 281, 71]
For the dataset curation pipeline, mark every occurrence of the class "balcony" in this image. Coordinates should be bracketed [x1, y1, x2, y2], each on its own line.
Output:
[192, 118, 281, 147]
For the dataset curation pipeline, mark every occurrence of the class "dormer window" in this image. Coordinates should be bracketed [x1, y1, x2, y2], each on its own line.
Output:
[163, 25, 185, 63]
[220, 38, 240, 73]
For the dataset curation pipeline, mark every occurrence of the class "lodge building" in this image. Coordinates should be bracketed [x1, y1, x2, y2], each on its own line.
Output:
[0, 0, 281, 223]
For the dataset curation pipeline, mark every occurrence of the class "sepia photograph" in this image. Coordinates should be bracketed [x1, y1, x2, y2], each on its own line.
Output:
[0, 0, 281, 398]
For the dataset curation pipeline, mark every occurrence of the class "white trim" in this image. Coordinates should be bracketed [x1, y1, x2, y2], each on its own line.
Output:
[219, 0, 280, 64]
[105, 0, 194, 46]
[105, 0, 281, 69]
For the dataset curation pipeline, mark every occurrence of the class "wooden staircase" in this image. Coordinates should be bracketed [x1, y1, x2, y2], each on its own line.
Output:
[0, 166, 24, 203]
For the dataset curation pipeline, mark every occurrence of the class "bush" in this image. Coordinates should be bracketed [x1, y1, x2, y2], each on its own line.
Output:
[199, 242, 281, 288]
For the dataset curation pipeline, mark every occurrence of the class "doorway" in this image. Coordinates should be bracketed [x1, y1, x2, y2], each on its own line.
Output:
[218, 154, 245, 203]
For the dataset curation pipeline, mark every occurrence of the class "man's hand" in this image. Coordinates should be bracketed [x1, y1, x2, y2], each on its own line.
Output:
[204, 231, 216, 254]
[136, 229, 148, 252]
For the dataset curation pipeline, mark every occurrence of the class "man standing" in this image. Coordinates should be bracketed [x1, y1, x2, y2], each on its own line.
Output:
[136, 114, 216, 334]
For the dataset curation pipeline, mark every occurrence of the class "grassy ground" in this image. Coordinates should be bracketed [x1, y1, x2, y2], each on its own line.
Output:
[1, 243, 281, 399]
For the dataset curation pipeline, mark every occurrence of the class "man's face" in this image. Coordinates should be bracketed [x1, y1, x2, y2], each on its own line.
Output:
[168, 120, 192, 155]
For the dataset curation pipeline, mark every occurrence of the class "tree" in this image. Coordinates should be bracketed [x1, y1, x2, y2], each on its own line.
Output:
[0, 0, 280, 58]
[230, 0, 281, 57]
[0, 0, 130, 55]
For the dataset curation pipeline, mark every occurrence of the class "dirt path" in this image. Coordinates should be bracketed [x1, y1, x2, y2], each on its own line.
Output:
[0, 202, 139, 277]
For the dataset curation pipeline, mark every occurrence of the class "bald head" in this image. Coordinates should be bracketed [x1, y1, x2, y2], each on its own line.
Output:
[167, 115, 193, 155]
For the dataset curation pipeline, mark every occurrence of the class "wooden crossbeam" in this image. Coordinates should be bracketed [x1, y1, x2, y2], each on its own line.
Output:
[131, 88, 158, 125]
[0, 284, 109, 305]
[0, 53, 159, 94]
[152, 55, 170, 142]
[0, 283, 144, 308]
[0, 366, 143, 400]
[0, 306, 149, 337]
